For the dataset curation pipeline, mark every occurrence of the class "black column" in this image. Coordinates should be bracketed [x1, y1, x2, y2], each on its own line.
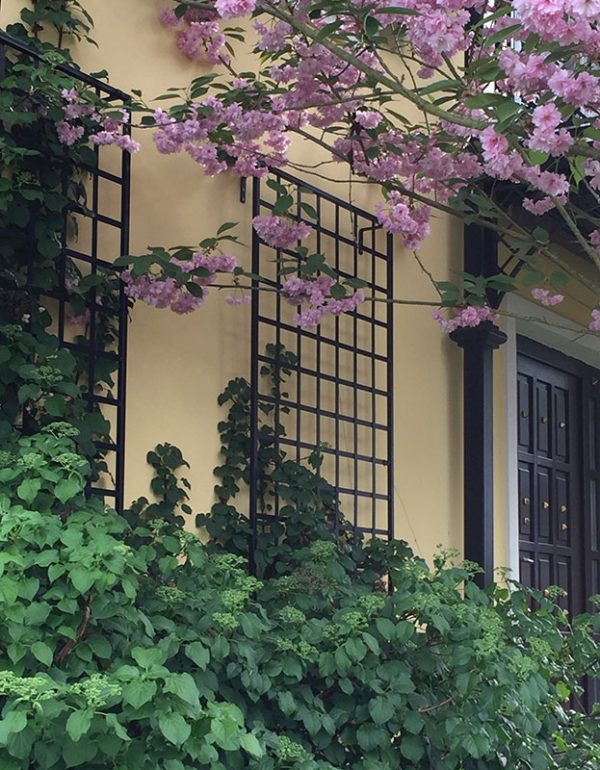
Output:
[451, 321, 506, 586]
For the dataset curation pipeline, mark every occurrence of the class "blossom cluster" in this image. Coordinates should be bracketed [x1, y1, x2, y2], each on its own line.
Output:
[146, 2, 600, 333]
[160, 6, 228, 63]
[433, 305, 499, 335]
[531, 288, 564, 307]
[589, 309, 600, 332]
[153, 98, 291, 177]
[252, 215, 313, 249]
[375, 192, 431, 251]
[122, 251, 237, 314]
[215, 0, 256, 19]
[56, 88, 139, 153]
[282, 275, 365, 329]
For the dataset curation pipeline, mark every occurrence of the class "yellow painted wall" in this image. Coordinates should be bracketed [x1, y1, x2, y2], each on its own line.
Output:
[2, 0, 465, 565]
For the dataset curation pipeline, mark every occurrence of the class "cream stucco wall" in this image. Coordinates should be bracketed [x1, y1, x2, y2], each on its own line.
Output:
[2, 0, 465, 564]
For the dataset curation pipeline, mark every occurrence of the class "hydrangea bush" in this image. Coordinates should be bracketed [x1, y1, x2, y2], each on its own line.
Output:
[0, 338, 598, 769]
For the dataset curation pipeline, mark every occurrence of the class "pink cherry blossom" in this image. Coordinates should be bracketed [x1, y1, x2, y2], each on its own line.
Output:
[252, 216, 313, 249]
[56, 121, 84, 146]
[433, 305, 499, 334]
[589, 309, 600, 332]
[122, 250, 237, 314]
[225, 295, 252, 305]
[214, 0, 256, 20]
[375, 192, 431, 250]
[531, 288, 565, 306]
[522, 197, 556, 215]
[159, 8, 180, 28]
[279, 274, 365, 328]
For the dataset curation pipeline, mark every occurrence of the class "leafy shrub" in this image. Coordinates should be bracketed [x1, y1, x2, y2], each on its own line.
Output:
[0, 366, 598, 769]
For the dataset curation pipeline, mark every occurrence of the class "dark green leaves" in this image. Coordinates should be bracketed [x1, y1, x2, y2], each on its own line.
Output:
[65, 710, 93, 742]
[368, 694, 396, 724]
[122, 679, 157, 709]
[158, 712, 191, 746]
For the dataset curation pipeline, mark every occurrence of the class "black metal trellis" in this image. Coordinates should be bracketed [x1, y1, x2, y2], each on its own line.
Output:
[0, 32, 130, 510]
[248, 170, 395, 548]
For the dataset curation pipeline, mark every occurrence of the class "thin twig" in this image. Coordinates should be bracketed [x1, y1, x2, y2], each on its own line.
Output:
[419, 696, 454, 713]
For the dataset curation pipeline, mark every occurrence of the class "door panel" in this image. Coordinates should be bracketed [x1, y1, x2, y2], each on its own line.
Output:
[517, 352, 584, 617]
[517, 339, 600, 709]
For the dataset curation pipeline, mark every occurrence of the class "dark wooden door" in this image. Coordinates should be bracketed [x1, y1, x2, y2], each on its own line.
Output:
[517, 348, 585, 617]
[517, 338, 600, 709]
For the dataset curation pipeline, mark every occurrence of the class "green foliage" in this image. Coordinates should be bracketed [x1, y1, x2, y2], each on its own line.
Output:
[0, 356, 598, 768]
[0, 1, 127, 482]
[7, 1, 94, 51]
[197, 344, 358, 576]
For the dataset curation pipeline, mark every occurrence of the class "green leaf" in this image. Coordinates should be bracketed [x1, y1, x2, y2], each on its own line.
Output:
[44, 394, 67, 417]
[31, 641, 53, 667]
[0, 577, 19, 605]
[240, 733, 263, 758]
[131, 646, 167, 668]
[344, 277, 368, 289]
[375, 7, 419, 16]
[404, 710, 425, 734]
[277, 691, 296, 715]
[17, 478, 42, 504]
[550, 271, 568, 289]
[305, 252, 326, 273]
[122, 679, 157, 709]
[0, 711, 27, 745]
[164, 761, 185, 770]
[186, 282, 205, 298]
[62, 737, 97, 767]
[87, 636, 112, 659]
[375, 617, 395, 641]
[69, 567, 95, 594]
[363, 15, 380, 38]
[163, 673, 199, 706]
[356, 723, 385, 752]
[395, 620, 415, 643]
[368, 695, 395, 725]
[272, 195, 294, 215]
[185, 641, 210, 670]
[330, 283, 347, 300]
[217, 221, 238, 235]
[527, 150, 550, 166]
[266, 179, 288, 196]
[211, 636, 230, 660]
[521, 270, 546, 287]
[483, 23, 522, 47]
[66, 709, 93, 742]
[17, 384, 41, 403]
[299, 202, 318, 219]
[55, 477, 82, 503]
[401, 734, 425, 761]
[158, 712, 191, 745]
[344, 637, 367, 662]
[362, 632, 380, 654]
[417, 78, 461, 96]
